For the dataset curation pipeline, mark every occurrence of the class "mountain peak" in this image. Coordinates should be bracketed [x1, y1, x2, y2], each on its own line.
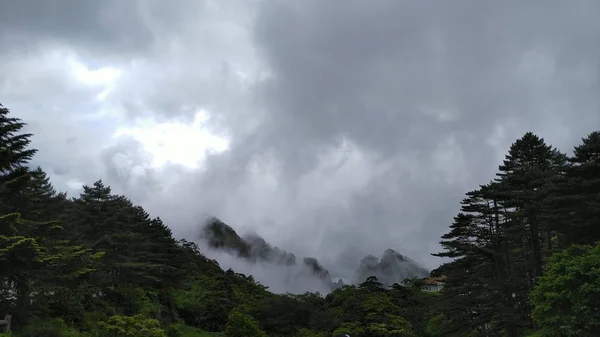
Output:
[381, 249, 407, 265]
[200, 219, 428, 293]
[200, 217, 251, 258]
[354, 248, 429, 285]
[200, 218, 331, 283]
[303, 257, 331, 280]
[383, 248, 405, 258]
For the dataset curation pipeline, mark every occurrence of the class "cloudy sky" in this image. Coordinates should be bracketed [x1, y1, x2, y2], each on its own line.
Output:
[1, 0, 599, 275]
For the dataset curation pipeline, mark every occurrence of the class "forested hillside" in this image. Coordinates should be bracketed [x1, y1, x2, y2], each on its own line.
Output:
[1, 102, 599, 337]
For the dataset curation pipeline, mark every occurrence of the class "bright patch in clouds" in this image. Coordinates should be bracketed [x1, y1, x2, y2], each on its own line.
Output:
[114, 110, 230, 169]
[66, 178, 85, 191]
[66, 53, 122, 101]
[71, 64, 121, 86]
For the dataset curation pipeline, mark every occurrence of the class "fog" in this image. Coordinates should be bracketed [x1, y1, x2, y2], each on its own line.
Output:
[195, 238, 333, 294]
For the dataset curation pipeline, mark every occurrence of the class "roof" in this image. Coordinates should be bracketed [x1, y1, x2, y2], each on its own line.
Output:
[422, 275, 447, 285]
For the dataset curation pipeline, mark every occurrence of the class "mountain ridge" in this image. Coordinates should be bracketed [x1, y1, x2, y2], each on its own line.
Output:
[199, 216, 429, 292]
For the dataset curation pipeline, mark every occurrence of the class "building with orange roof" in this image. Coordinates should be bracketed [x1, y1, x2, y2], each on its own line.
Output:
[420, 275, 446, 292]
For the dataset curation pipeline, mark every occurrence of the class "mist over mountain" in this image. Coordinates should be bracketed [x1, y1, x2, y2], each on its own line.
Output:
[354, 249, 429, 285]
[198, 216, 429, 293]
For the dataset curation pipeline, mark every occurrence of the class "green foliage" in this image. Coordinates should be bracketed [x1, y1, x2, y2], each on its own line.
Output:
[15, 318, 85, 337]
[425, 314, 451, 337]
[164, 323, 185, 337]
[223, 309, 266, 337]
[295, 328, 327, 337]
[173, 274, 235, 331]
[363, 316, 416, 337]
[96, 314, 167, 337]
[332, 322, 364, 336]
[530, 243, 600, 336]
[254, 293, 315, 336]
[166, 324, 215, 337]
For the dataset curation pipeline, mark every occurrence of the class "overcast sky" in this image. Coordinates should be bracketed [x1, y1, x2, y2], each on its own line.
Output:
[1, 0, 599, 274]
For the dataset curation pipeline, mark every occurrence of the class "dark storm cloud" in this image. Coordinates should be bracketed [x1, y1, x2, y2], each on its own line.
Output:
[82, 0, 600, 273]
[0, 0, 205, 59]
[253, 0, 600, 168]
[235, 0, 600, 269]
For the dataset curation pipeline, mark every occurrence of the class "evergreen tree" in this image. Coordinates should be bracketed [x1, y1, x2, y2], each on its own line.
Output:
[434, 187, 506, 336]
[0, 105, 101, 325]
[495, 132, 568, 279]
[551, 131, 600, 245]
[435, 133, 568, 336]
[26, 167, 69, 222]
[358, 276, 386, 293]
[0, 104, 37, 214]
[493, 132, 567, 334]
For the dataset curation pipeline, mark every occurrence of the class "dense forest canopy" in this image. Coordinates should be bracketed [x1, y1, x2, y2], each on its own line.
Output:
[1, 102, 599, 336]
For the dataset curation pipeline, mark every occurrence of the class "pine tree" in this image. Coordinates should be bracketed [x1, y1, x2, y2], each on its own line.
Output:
[494, 133, 568, 276]
[0, 104, 102, 324]
[26, 167, 68, 221]
[0, 104, 37, 214]
[551, 131, 600, 245]
[0, 104, 38, 318]
[358, 276, 386, 293]
[434, 186, 506, 336]
[66, 180, 113, 242]
[435, 133, 568, 336]
[493, 133, 567, 332]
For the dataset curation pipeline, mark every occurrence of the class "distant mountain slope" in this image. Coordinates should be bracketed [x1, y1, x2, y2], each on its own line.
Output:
[354, 248, 429, 285]
[201, 217, 251, 257]
[199, 217, 428, 292]
[199, 217, 340, 291]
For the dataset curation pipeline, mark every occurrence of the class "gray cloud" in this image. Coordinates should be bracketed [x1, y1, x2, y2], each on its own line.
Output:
[244, 0, 600, 268]
[0, 0, 206, 60]
[1, 0, 600, 289]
